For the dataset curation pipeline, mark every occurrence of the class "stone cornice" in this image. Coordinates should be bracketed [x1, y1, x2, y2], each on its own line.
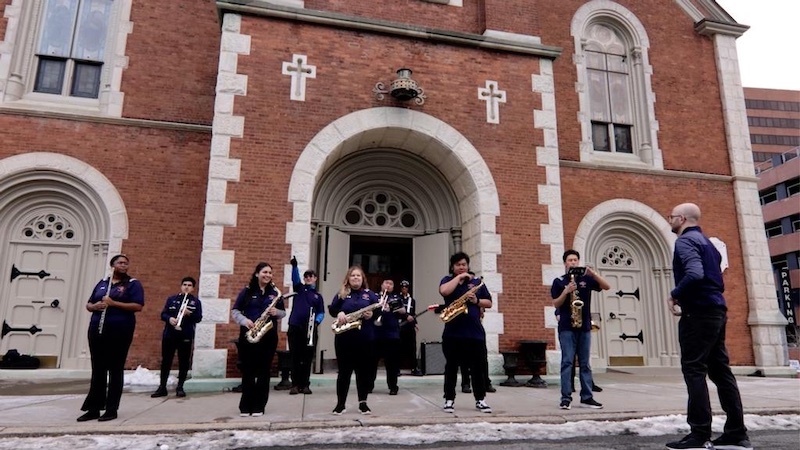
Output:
[694, 18, 749, 38]
[0, 107, 212, 133]
[216, 0, 562, 59]
[560, 160, 758, 183]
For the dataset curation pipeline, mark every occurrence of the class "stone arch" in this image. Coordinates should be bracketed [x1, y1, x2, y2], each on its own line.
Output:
[0, 152, 128, 368]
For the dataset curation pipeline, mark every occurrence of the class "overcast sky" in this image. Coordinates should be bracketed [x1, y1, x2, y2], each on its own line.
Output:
[715, 0, 800, 91]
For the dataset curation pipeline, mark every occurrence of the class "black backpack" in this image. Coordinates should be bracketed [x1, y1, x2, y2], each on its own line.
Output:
[0, 349, 40, 369]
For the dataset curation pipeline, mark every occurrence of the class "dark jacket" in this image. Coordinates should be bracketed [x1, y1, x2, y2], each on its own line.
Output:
[671, 226, 727, 312]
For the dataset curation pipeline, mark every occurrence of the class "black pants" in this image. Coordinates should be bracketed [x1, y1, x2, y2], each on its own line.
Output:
[237, 328, 277, 414]
[81, 327, 134, 413]
[288, 324, 316, 388]
[443, 337, 487, 401]
[678, 308, 747, 440]
[158, 335, 192, 388]
[334, 336, 375, 406]
[376, 338, 401, 391]
[399, 325, 417, 370]
[460, 342, 491, 388]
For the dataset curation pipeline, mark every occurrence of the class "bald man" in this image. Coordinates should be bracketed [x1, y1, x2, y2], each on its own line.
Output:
[665, 203, 751, 450]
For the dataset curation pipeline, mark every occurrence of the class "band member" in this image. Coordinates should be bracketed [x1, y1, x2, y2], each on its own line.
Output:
[288, 256, 325, 395]
[231, 262, 286, 417]
[78, 254, 144, 422]
[398, 281, 422, 375]
[437, 252, 492, 414]
[329, 266, 379, 415]
[375, 281, 406, 395]
[151, 277, 203, 398]
[552, 249, 609, 410]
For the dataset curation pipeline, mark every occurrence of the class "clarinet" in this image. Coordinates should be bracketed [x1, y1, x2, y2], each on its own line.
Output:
[97, 274, 112, 335]
[306, 307, 315, 346]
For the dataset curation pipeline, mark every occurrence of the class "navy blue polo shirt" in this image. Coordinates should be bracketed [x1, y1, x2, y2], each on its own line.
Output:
[375, 294, 403, 340]
[328, 288, 379, 342]
[288, 284, 325, 328]
[439, 275, 489, 341]
[88, 276, 145, 334]
[232, 285, 286, 329]
[551, 274, 600, 332]
[160, 293, 203, 339]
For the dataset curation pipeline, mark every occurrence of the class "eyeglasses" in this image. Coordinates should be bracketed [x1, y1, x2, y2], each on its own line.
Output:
[666, 214, 683, 220]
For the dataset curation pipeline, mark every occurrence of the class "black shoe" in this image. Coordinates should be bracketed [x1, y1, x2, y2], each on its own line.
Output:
[332, 404, 346, 415]
[358, 402, 371, 415]
[461, 385, 472, 393]
[98, 410, 118, 422]
[411, 368, 423, 376]
[579, 398, 603, 409]
[666, 434, 714, 449]
[176, 387, 186, 398]
[485, 384, 496, 393]
[591, 383, 603, 392]
[77, 410, 100, 422]
[559, 400, 571, 410]
[302, 386, 312, 395]
[711, 435, 753, 450]
[289, 386, 300, 395]
[151, 387, 168, 398]
[389, 388, 398, 395]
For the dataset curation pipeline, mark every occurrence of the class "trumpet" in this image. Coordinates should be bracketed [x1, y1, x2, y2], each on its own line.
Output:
[439, 278, 484, 323]
[174, 293, 190, 331]
[374, 291, 389, 326]
[306, 307, 315, 347]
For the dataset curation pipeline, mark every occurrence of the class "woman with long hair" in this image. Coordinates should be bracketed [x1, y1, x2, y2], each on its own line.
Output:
[328, 265, 379, 415]
[231, 262, 286, 417]
[78, 254, 144, 422]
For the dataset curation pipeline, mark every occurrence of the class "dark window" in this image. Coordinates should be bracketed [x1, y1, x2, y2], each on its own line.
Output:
[787, 178, 800, 197]
[33, 57, 66, 94]
[765, 221, 783, 238]
[746, 99, 800, 112]
[760, 187, 778, 205]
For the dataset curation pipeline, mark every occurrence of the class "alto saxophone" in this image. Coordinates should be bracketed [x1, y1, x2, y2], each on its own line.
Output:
[245, 285, 296, 343]
[568, 267, 585, 328]
[439, 278, 485, 323]
[331, 293, 384, 335]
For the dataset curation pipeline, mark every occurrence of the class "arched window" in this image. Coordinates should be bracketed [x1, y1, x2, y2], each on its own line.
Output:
[571, 1, 662, 169]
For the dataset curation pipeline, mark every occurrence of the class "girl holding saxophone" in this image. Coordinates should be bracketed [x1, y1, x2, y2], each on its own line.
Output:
[231, 262, 286, 417]
[328, 265, 379, 415]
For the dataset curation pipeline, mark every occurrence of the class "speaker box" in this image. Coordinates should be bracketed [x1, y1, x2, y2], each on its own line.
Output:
[420, 341, 445, 375]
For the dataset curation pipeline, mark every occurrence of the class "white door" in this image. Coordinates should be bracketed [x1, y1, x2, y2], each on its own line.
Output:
[412, 232, 449, 347]
[599, 270, 645, 366]
[316, 227, 350, 367]
[1, 244, 77, 366]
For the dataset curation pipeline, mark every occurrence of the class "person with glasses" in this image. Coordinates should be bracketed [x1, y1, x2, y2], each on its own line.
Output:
[151, 276, 203, 399]
[664, 203, 751, 450]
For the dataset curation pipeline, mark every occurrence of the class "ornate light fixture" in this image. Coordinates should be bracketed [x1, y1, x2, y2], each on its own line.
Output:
[373, 68, 426, 105]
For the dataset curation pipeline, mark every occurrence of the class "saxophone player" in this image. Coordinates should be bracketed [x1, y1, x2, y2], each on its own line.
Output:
[437, 252, 493, 414]
[231, 262, 286, 417]
[551, 250, 610, 410]
[287, 256, 324, 395]
[151, 276, 203, 399]
[328, 266, 379, 415]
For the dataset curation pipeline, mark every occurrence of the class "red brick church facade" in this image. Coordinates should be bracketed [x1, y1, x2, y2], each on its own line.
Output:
[0, 0, 790, 377]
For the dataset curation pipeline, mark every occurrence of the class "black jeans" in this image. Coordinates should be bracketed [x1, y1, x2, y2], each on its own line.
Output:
[158, 335, 192, 388]
[678, 308, 747, 440]
[288, 324, 316, 388]
[82, 327, 134, 413]
[399, 325, 417, 370]
[442, 337, 487, 401]
[237, 328, 277, 414]
[376, 338, 401, 391]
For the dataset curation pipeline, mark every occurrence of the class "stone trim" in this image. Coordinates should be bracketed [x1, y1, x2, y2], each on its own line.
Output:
[712, 33, 787, 368]
[196, 13, 250, 377]
[0, 107, 211, 133]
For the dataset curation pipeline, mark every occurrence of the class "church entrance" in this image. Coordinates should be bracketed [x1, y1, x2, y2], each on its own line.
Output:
[351, 235, 412, 292]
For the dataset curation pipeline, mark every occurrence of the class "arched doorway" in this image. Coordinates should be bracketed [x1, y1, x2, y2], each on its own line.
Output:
[575, 200, 678, 369]
[286, 107, 505, 370]
[0, 153, 127, 369]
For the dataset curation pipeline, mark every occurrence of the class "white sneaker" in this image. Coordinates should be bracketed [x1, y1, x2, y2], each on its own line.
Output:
[251, 412, 264, 417]
[475, 399, 492, 413]
[239, 412, 249, 417]
[443, 400, 455, 413]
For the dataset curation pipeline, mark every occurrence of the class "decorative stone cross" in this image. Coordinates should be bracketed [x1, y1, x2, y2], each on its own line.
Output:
[282, 54, 317, 101]
[478, 80, 507, 124]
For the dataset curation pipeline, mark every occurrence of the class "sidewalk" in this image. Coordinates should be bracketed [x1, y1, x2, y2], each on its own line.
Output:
[0, 368, 797, 437]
